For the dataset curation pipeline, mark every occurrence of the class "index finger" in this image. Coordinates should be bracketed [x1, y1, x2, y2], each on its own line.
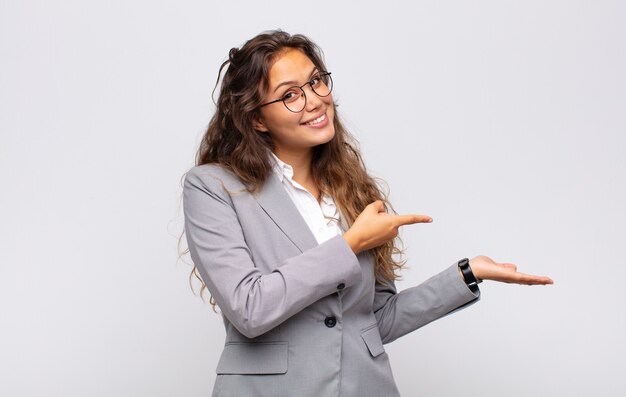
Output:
[394, 214, 433, 226]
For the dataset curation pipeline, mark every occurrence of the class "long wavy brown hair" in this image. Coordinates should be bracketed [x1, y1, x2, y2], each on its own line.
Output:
[179, 30, 405, 309]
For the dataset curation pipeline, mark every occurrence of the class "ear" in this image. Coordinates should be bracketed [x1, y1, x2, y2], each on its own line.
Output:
[253, 114, 269, 132]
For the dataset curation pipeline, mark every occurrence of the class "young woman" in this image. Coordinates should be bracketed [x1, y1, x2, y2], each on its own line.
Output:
[182, 30, 553, 397]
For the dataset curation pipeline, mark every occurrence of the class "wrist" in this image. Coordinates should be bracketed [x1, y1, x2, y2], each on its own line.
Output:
[458, 258, 480, 294]
[342, 230, 362, 254]
[468, 258, 483, 283]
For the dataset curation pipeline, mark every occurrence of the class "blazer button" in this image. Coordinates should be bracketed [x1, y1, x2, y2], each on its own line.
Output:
[337, 283, 345, 290]
[324, 316, 337, 328]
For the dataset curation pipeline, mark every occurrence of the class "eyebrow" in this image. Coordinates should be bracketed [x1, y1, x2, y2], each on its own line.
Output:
[273, 67, 319, 93]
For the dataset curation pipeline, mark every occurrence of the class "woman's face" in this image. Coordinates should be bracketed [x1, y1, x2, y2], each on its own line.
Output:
[255, 48, 335, 161]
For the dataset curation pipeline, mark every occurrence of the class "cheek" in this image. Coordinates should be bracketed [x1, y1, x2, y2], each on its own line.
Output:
[324, 93, 334, 106]
[327, 102, 336, 122]
[324, 96, 335, 115]
[264, 110, 299, 130]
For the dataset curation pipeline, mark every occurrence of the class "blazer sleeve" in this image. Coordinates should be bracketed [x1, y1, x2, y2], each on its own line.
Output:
[373, 264, 480, 344]
[183, 168, 362, 339]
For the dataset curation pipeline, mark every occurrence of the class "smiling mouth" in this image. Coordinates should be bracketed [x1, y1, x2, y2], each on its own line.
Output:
[302, 113, 326, 126]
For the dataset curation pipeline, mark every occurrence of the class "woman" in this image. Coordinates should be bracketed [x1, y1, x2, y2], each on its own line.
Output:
[182, 30, 553, 397]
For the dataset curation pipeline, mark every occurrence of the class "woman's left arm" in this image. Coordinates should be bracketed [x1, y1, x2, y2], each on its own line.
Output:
[373, 256, 553, 344]
[373, 262, 479, 344]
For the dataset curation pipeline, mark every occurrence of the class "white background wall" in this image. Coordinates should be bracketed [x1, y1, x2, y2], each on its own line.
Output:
[1, 1, 624, 396]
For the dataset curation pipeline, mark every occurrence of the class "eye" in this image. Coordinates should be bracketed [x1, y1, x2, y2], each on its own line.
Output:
[281, 89, 301, 103]
[310, 74, 323, 87]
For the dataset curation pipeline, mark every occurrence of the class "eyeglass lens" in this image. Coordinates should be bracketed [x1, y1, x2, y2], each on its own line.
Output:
[282, 73, 333, 112]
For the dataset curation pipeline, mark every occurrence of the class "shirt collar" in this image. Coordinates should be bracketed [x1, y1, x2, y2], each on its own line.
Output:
[269, 152, 335, 206]
[320, 193, 334, 206]
[270, 151, 293, 182]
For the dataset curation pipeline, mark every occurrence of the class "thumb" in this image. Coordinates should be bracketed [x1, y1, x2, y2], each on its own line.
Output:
[368, 200, 386, 213]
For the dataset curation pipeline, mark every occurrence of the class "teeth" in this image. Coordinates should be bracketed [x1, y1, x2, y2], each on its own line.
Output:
[306, 114, 325, 125]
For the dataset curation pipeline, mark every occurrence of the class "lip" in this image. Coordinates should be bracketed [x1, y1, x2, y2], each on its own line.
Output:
[300, 111, 329, 128]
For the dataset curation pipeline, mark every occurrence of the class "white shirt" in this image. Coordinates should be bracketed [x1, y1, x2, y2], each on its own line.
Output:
[270, 153, 344, 244]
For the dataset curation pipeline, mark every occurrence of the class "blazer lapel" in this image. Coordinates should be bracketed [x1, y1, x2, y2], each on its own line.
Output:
[254, 171, 319, 253]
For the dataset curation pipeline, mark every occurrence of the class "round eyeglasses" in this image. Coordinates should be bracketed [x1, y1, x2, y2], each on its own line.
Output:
[258, 72, 333, 113]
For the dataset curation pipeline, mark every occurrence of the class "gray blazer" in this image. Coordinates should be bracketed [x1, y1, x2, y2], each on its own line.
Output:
[183, 163, 479, 397]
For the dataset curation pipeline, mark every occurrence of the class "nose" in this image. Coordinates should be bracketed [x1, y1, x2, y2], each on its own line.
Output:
[303, 84, 324, 112]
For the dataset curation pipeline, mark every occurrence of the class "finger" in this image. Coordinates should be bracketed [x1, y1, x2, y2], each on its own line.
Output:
[528, 275, 554, 285]
[394, 214, 433, 226]
[368, 200, 385, 213]
[521, 277, 554, 285]
[508, 272, 554, 285]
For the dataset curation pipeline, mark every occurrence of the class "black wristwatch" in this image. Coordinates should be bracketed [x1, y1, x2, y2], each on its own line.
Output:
[458, 258, 480, 294]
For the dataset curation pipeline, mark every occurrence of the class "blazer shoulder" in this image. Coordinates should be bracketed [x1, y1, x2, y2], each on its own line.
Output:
[184, 163, 248, 194]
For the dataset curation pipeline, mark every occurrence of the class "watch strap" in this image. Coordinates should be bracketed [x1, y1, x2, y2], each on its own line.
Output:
[458, 258, 480, 294]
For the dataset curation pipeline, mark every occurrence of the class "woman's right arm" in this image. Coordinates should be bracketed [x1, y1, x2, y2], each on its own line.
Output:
[183, 168, 362, 339]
